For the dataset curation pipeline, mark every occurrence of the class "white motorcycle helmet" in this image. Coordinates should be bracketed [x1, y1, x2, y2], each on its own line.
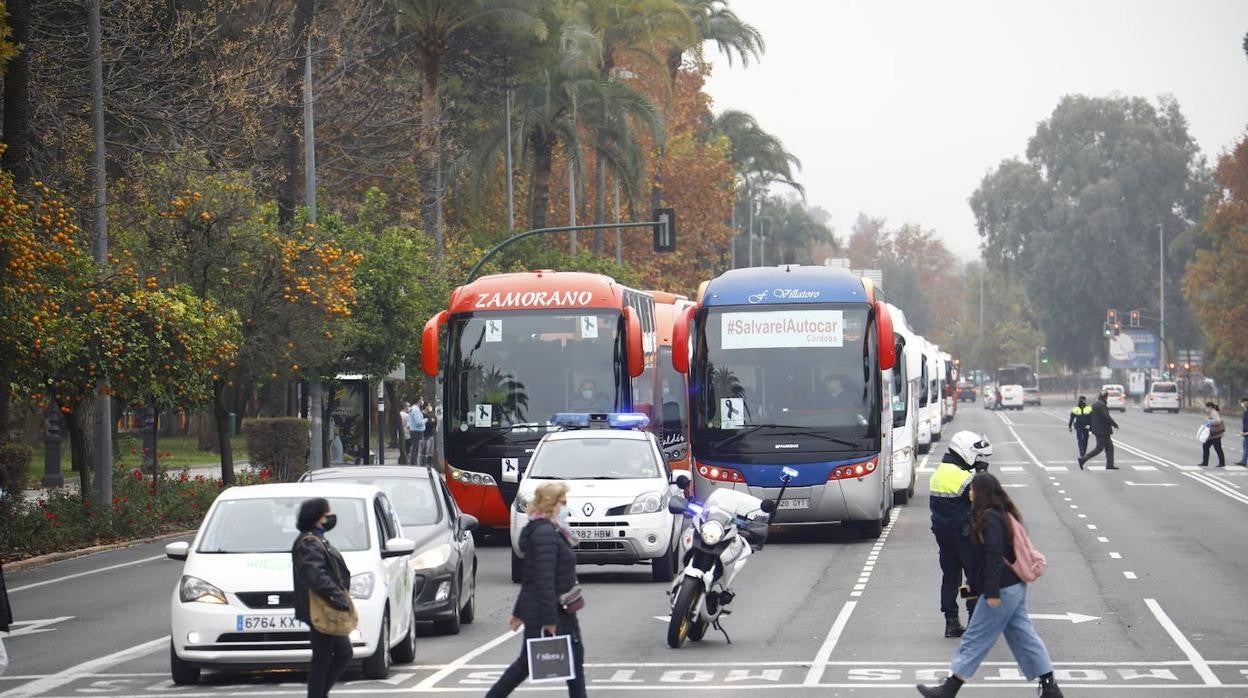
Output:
[948, 430, 993, 468]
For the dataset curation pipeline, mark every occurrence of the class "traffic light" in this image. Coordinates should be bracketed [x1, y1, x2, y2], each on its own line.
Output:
[1113, 322, 1121, 336]
[652, 208, 676, 253]
[1129, 310, 1140, 327]
[1107, 308, 1117, 324]
[1039, 346, 1050, 364]
[1102, 321, 1113, 338]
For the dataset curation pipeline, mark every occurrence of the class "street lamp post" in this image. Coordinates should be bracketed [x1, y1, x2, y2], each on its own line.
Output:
[1158, 222, 1166, 375]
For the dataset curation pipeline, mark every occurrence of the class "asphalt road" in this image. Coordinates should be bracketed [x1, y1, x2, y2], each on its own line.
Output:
[3, 400, 1247, 697]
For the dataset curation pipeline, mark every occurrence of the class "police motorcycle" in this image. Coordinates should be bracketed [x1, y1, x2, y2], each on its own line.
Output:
[664, 467, 796, 648]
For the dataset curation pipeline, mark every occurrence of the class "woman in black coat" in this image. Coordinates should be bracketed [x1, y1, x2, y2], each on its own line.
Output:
[487, 482, 586, 697]
[293, 498, 354, 698]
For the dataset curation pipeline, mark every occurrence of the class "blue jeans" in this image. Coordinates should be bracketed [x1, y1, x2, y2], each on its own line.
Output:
[950, 583, 1053, 680]
[1237, 436, 1247, 464]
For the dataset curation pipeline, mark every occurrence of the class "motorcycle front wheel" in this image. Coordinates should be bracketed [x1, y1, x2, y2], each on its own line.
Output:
[667, 577, 704, 648]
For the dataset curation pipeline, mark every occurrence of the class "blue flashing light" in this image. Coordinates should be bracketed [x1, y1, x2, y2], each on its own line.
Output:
[686, 502, 704, 515]
[550, 412, 651, 430]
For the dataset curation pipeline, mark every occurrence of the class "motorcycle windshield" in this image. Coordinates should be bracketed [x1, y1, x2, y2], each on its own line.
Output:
[702, 488, 765, 519]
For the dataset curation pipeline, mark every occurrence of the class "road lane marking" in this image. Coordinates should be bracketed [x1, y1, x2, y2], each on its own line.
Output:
[9, 554, 167, 593]
[1145, 598, 1221, 686]
[1110, 552, 1122, 559]
[412, 628, 517, 691]
[1028, 612, 1101, 624]
[1115, 440, 1248, 506]
[1124, 571, 1138, 579]
[803, 601, 857, 686]
[1097, 536, 1109, 542]
[0, 635, 167, 697]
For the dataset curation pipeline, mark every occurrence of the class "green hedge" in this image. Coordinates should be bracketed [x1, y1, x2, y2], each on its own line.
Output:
[0, 441, 33, 494]
[242, 417, 308, 482]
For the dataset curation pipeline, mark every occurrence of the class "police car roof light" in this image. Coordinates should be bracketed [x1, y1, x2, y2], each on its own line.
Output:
[550, 412, 650, 430]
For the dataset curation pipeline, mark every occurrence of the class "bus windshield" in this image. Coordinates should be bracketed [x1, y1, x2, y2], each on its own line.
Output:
[691, 305, 878, 453]
[447, 310, 622, 431]
[658, 346, 689, 456]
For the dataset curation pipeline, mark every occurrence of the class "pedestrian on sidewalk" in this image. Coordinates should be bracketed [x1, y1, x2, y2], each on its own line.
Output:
[917, 472, 1063, 698]
[1067, 395, 1092, 459]
[1078, 389, 1118, 470]
[1236, 397, 1248, 466]
[406, 399, 426, 465]
[293, 498, 355, 698]
[1, 559, 12, 675]
[486, 482, 587, 698]
[399, 401, 412, 464]
[1199, 401, 1226, 468]
[421, 399, 437, 466]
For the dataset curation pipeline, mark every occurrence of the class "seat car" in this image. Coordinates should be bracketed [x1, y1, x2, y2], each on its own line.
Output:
[1101, 384, 1127, 412]
[165, 483, 417, 685]
[956, 381, 976, 403]
[509, 413, 682, 583]
[1023, 387, 1042, 406]
[1143, 381, 1181, 413]
[302, 466, 478, 635]
[998, 384, 1025, 410]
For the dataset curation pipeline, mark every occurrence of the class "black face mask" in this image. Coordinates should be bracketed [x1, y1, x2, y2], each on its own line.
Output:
[322, 513, 338, 532]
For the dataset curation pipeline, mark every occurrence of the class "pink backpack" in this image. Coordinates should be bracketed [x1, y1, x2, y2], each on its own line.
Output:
[1006, 513, 1047, 582]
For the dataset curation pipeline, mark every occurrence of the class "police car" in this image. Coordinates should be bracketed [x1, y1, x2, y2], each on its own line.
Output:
[510, 413, 683, 583]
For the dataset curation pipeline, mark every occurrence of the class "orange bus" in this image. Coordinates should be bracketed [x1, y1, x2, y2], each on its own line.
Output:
[421, 271, 657, 531]
[651, 291, 695, 474]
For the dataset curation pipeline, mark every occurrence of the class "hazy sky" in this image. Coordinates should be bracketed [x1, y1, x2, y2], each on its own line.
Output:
[704, 0, 1248, 262]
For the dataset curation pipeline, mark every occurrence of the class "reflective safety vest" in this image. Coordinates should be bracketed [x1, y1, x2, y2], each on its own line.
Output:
[1069, 404, 1091, 429]
[929, 460, 973, 533]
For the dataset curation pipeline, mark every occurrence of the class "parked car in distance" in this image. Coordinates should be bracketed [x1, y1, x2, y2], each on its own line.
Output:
[1143, 381, 1181, 413]
[956, 380, 977, 402]
[1023, 387, 1042, 406]
[165, 483, 417, 685]
[302, 465, 479, 635]
[1101, 384, 1127, 412]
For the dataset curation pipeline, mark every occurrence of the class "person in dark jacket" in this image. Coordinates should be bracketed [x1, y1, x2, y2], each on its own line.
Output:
[1236, 397, 1248, 466]
[928, 431, 993, 638]
[1199, 402, 1226, 467]
[0, 560, 11, 675]
[917, 473, 1063, 698]
[292, 498, 354, 698]
[1067, 396, 1092, 458]
[487, 482, 586, 698]
[1078, 389, 1119, 470]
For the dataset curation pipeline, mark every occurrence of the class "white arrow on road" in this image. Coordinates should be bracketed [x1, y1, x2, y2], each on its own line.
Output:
[1124, 481, 1179, 487]
[5, 616, 74, 637]
[1028, 612, 1100, 624]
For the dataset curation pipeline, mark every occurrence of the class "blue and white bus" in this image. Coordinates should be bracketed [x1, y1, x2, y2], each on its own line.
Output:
[672, 266, 898, 538]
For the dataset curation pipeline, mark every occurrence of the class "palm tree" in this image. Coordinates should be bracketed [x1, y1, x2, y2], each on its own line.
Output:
[711, 109, 803, 265]
[393, 0, 545, 251]
[665, 0, 764, 81]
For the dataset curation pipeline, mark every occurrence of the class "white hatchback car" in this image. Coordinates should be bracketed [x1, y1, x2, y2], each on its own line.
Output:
[1143, 381, 1181, 413]
[165, 482, 417, 685]
[1102, 384, 1127, 412]
[510, 414, 682, 583]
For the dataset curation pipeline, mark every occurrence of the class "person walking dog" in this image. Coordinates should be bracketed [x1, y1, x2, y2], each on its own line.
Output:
[1199, 401, 1226, 468]
[293, 498, 355, 698]
[487, 482, 587, 697]
[917, 472, 1063, 697]
[1078, 389, 1119, 470]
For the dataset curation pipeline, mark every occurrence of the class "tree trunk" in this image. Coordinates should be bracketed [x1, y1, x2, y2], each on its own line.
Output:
[593, 151, 606, 254]
[321, 389, 337, 468]
[213, 381, 235, 485]
[529, 130, 556, 230]
[65, 398, 97, 496]
[419, 50, 443, 250]
[275, 0, 315, 232]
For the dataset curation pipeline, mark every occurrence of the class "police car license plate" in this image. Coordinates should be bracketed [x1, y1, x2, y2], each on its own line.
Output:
[236, 615, 306, 631]
[777, 498, 809, 510]
[571, 528, 615, 540]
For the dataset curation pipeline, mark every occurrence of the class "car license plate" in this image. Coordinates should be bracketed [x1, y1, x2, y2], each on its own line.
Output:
[571, 528, 616, 540]
[777, 498, 809, 510]
[236, 615, 306, 631]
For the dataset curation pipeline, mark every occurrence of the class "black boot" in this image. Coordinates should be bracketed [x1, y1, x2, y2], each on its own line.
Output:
[1037, 673, 1063, 697]
[943, 615, 965, 638]
[917, 675, 963, 697]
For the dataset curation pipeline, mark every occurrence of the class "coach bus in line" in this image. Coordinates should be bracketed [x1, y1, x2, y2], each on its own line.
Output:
[924, 344, 945, 443]
[886, 303, 922, 504]
[941, 350, 958, 423]
[421, 271, 657, 532]
[671, 265, 898, 538]
[651, 291, 696, 474]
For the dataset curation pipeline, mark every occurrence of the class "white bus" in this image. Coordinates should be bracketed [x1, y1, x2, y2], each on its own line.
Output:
[926, 344, 945, 443]
[887, 304, 922, 503]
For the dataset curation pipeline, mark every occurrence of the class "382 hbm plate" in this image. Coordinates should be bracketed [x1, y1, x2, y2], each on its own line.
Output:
[570, 527, 617, 540]
[236, 615, 306, 631]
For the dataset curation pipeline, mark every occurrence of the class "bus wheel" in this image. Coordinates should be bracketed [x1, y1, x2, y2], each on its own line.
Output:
[856, 518, 883, 539]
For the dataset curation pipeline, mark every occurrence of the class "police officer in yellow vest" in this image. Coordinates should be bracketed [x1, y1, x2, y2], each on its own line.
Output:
[929, 431, 993, 638]
[1068, 396, 1092, 458]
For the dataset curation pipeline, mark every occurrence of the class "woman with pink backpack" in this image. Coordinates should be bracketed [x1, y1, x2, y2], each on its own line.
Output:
[917, 472, 1062, 697]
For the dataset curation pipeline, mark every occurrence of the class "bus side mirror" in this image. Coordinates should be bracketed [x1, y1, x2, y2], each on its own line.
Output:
[875, 301, 896, 371]
[421, 311, 446, 377]
[671, 305, 695, 374]
[623, 307, 644, 378]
